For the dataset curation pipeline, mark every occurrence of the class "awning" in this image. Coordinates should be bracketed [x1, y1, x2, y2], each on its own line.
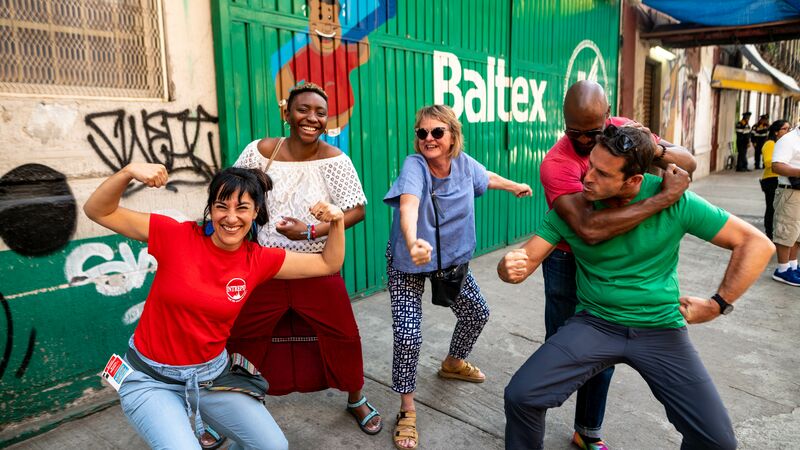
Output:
[642, 0, 800, 26]
[711, 65, 794, 96]
[741, 44, 800, 94]
[639, 0, 800, 47]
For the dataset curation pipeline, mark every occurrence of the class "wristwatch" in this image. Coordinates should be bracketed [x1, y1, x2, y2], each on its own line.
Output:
[711, 293, 734, 315]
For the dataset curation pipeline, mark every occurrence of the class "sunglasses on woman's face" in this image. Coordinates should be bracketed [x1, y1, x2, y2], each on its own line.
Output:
[415, 127, 448, 140]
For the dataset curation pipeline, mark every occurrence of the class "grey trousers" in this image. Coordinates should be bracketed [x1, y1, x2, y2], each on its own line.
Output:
[504, 311, 737, 450]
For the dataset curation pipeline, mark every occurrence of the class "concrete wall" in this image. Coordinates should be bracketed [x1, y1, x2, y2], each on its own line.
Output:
[0, 0, 220, 438]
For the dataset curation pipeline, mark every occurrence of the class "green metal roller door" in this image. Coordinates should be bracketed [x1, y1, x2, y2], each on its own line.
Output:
[211, 0, 620, 297]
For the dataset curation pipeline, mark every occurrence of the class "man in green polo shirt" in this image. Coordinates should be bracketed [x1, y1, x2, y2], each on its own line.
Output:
[498, 125, 774, 450]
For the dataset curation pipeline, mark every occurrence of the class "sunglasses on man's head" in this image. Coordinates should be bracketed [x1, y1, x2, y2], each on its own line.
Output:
[415, 127, 448, 140]
[564, 127, 604, 141]
[603, 125, 635, 153]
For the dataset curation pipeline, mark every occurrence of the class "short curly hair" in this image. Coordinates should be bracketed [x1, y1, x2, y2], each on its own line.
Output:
[286, 82, 328, 110]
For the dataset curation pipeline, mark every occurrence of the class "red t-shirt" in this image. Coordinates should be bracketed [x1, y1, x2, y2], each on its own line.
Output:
[289, 43, 361, 117]
[539, 117, 660, 251]
[133, 214, 286, 365]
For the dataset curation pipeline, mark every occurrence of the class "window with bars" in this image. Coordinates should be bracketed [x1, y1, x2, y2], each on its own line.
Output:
[0, 0, 167, 100]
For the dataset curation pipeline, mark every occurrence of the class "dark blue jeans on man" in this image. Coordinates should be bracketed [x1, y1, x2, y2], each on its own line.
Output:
[542, 249, 614, 439]
[504, 311, 737, 450]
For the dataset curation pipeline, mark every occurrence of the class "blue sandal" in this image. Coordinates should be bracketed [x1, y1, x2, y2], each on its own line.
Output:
[199, 425, 227, 450]
[346, 396, 383, 435]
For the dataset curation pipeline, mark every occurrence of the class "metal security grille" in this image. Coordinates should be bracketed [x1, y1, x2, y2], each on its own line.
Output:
[0, 0, 167, 100]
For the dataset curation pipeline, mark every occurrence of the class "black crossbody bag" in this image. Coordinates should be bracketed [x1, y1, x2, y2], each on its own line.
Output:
[429, 190, 469, 307]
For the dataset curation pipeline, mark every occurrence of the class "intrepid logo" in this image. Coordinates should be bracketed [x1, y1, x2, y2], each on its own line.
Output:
[226, 278, 247, 302]
[433, 50, 547, 124]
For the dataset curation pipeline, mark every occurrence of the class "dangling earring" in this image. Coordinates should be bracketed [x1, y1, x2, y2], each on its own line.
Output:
[204, 221, 214, 236]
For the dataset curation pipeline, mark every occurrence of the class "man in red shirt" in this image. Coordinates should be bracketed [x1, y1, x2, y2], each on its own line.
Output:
[538, 80, 696, 450]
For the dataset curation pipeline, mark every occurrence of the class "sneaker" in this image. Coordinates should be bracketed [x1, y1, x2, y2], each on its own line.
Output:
[572, 432, 609, 450]
[772, 268, 800, 286]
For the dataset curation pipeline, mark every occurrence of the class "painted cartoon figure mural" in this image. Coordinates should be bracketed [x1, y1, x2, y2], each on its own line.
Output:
[272, 0, 396, 153]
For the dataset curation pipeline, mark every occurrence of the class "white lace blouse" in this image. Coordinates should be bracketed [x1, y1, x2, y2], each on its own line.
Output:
[233, 139, 367, 253]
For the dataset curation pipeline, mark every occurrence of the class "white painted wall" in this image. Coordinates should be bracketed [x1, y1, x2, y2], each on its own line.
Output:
[0, 1, 219, 250]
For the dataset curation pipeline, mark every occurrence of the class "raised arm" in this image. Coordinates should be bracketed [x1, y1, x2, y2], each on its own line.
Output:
[554, 164, 689, 245]
[497, 236, 557, 284]
[399, 193, 433, 266]
[487, 171, 532, 198]
[679, 215, 775, 324]
[275, 202, 346, 279]
[652, 139, 697, 175]
[83, 163, 168, 242]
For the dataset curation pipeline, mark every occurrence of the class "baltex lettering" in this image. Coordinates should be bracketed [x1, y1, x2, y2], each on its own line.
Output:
[433, 51, 548, 124]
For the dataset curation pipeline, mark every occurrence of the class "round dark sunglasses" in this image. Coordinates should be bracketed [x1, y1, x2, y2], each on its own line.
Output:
[415, 127, 448, 140]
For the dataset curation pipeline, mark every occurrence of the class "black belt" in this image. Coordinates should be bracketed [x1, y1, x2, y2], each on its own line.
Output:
[777, 184, 800, 190]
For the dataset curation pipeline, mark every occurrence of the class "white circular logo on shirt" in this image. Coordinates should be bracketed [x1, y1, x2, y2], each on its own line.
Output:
[226, 278, 247, 302]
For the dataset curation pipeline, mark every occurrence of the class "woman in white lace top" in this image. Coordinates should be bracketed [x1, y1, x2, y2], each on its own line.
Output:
[226, 83, 382, 437]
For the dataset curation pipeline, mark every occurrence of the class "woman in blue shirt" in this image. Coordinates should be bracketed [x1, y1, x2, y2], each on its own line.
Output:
[384, 105, 532, 450]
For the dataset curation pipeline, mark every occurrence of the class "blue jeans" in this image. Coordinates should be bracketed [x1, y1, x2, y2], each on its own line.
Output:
[118, 357, 288, 449]
[542, 249, 614, 439]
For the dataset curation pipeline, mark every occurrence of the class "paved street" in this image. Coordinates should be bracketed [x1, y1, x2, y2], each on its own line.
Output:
[8, 170, 800, 450]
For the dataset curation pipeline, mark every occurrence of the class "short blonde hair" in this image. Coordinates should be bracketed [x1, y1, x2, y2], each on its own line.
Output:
[413, 105, 464, 159]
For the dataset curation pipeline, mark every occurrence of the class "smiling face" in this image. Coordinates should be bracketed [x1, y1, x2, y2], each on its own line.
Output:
[285, 91, 329, 143]
[308, 0, 342, 54]
[415, 117, 453, 163]
[582, 144, 641, 202]
[209, 190, 257, 252]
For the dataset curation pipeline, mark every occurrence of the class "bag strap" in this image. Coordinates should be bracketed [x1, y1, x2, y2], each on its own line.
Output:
[431, 190, 443, 272]
[124, 347, 183, 385]
[264, 137, 286, 173]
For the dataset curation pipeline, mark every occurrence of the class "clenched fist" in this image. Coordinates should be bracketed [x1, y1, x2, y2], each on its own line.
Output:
[309, 201, 344, 223]
[125, 163, 168, 188]
[407, 238, 432, 266]
[498, 248, 530, 283]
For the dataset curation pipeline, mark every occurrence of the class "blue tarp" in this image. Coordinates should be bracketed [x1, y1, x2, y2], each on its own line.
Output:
[643, 0, 800, 26]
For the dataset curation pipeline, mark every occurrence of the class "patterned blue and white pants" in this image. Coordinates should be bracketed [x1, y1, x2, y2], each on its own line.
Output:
[386, 248, 490, 394]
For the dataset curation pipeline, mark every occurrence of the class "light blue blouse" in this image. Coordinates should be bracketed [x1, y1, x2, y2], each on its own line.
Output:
[384, 152, 489, 273]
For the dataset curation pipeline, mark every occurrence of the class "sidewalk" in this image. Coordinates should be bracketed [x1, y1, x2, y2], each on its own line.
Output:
[9, 170, 800, 450]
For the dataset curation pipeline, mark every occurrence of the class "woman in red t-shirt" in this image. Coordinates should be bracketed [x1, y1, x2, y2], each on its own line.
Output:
[84, 163, 346, 449]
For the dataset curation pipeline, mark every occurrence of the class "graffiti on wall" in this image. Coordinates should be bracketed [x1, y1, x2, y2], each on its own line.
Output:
[661, 49, 700, 150]
[0, 164, 77, 256]
[0, 293, 37, 380]
[272, 0, 396, 153]
[85, 106, 220, 193]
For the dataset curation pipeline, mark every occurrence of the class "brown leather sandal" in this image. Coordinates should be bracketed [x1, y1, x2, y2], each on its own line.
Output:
[437, 360, 485, 383]
[393, 410, 418, 450]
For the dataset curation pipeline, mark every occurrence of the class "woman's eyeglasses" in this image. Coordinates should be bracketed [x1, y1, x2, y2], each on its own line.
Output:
[415, 127, 448, 140]
[603, 125, 635, 153]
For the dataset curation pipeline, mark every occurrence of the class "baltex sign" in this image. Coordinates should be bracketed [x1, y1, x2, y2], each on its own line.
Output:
[433, 51, 548, 124]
